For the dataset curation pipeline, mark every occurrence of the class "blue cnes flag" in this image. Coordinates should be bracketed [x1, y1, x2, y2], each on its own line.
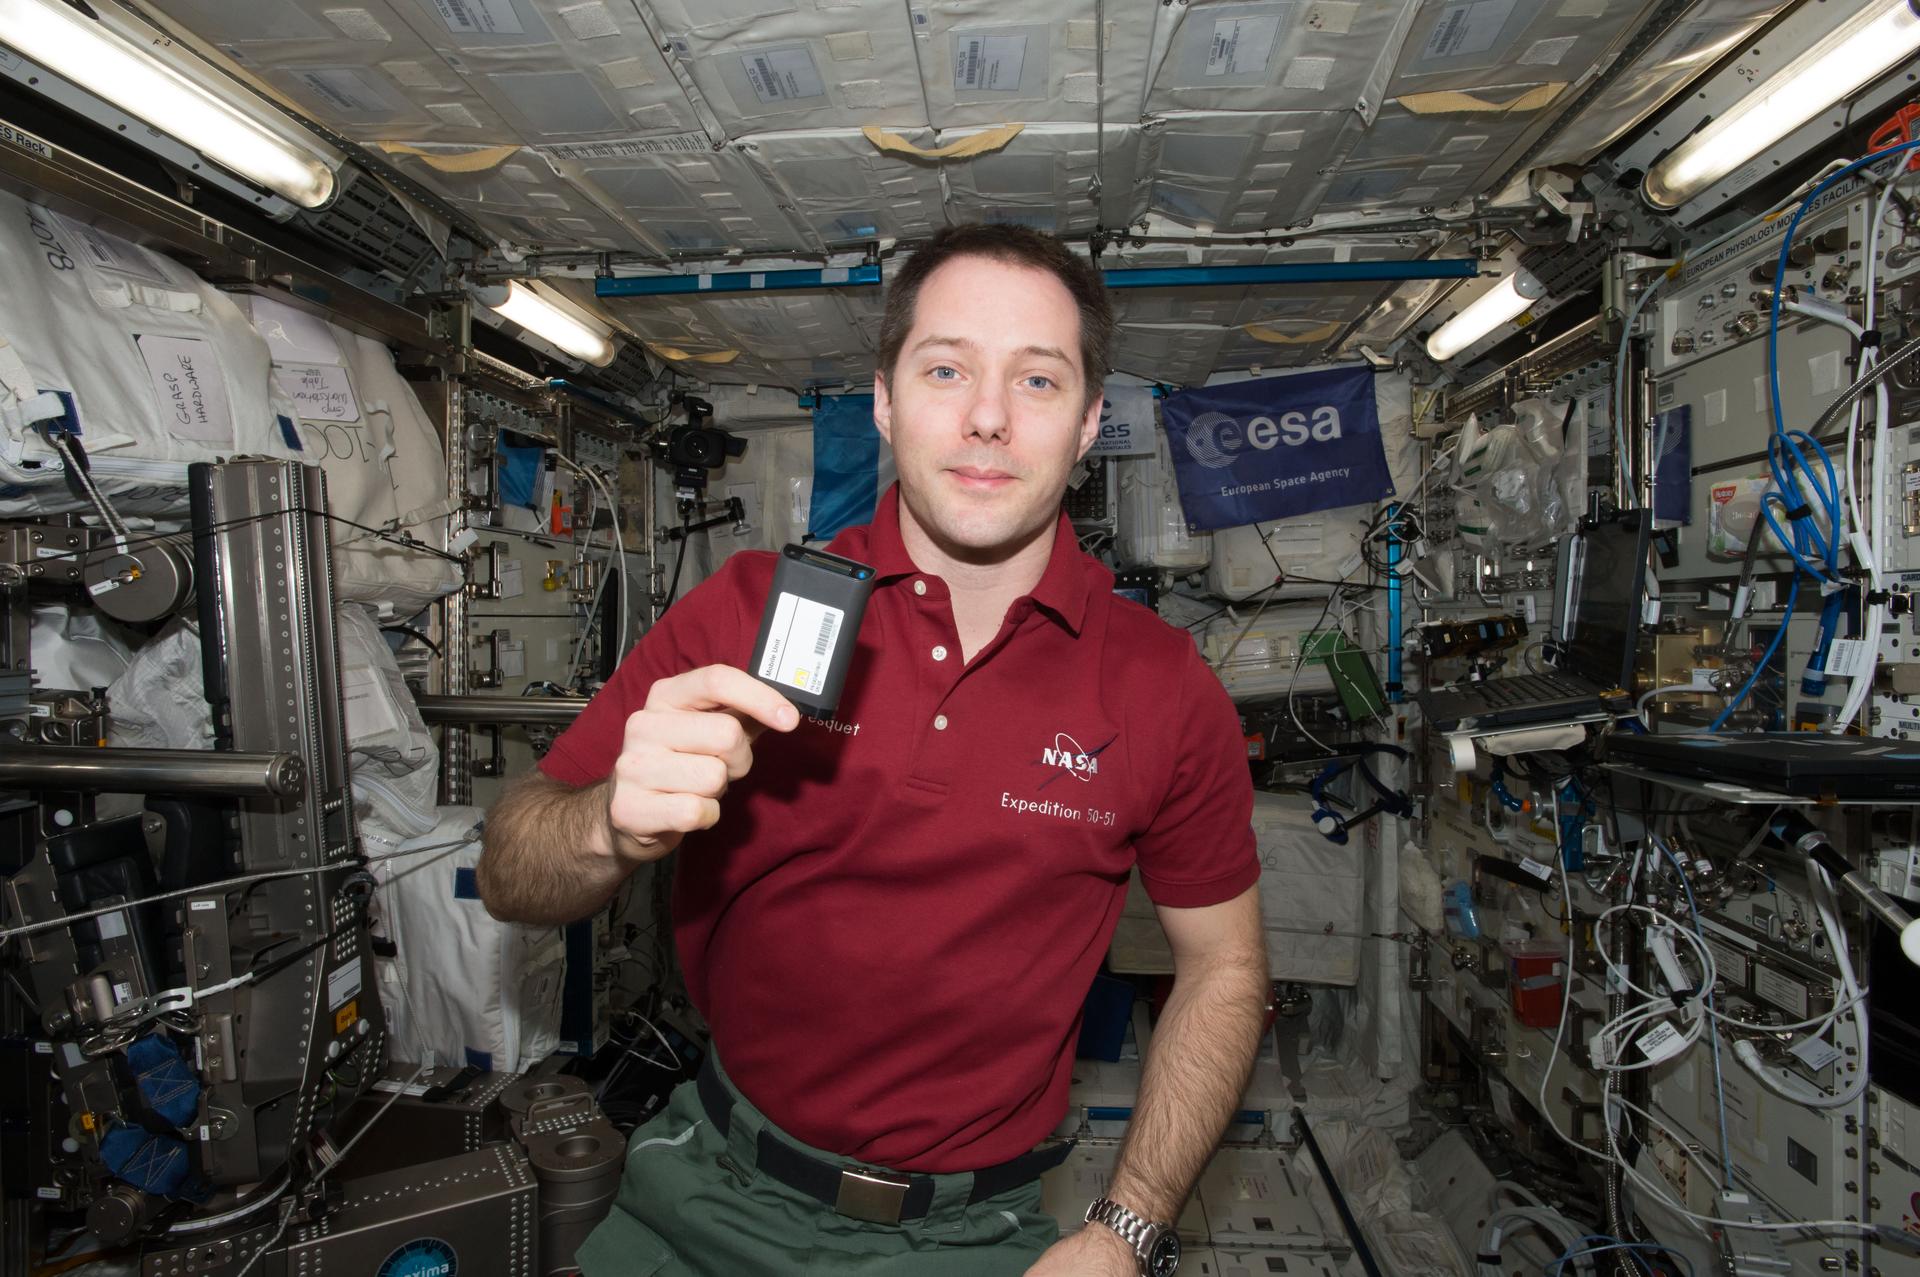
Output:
[1161, 365, 1393, 531]
[809, 393, 885, 541]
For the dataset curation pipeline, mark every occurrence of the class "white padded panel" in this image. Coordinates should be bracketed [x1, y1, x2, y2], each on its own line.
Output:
[737, 129, 948, 248]
[1109, 323, 1229, 386]
[560, 143, 800, 253]
[1138, 110, 1351, 230]
[1144, 0, 1418, 117]
[598, 290, 875, 389]
[378, 151, 642, 250]
[445, 27, 696, 144]
[1316, 92, 1548, 212]
[940, 123, 1144, 236]
[1342, 91, 1545, 166]
[915, 2, 1155, 129]
[1534, 0, 1789, 166]
[640, 0, 925, 133]
[1386, 0, 1657, 95]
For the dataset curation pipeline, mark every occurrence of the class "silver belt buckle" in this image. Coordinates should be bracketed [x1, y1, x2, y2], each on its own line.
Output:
[835, 1167, 911, 1223]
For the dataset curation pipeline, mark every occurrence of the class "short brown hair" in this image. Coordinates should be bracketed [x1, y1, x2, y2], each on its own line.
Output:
[876, 224, 1114, 411]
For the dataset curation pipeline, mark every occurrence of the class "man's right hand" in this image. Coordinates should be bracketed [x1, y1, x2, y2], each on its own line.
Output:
[601, 664, 800, 864]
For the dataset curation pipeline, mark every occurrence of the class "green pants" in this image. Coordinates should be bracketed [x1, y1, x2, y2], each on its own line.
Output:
[575, 1056, 1061, 1276]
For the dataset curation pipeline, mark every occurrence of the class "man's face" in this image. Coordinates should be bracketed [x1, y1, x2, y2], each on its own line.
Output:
[873, 254, 1102, 561]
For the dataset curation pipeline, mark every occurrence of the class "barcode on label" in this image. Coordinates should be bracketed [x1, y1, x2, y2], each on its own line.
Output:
[759, 591, 844, 697]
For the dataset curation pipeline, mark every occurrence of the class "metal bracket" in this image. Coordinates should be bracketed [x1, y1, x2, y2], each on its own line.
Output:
[464, 543, 504, 600]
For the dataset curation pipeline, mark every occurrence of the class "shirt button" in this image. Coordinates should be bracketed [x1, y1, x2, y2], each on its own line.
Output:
[933, 714, 949, 731]
[913, 579, 927, 596]
[931, 645, 948, 662]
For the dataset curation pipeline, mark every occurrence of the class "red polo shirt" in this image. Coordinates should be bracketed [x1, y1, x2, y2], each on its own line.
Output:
[539, 487, 1258, 1171]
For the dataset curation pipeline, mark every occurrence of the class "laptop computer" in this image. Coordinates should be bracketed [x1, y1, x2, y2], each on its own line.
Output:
[1602, 732, 1920, 800]
[1419, 510, 1652, 733]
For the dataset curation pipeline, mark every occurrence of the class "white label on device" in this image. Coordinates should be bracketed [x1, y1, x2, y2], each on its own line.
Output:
[1421, 0, 1516, 60]
[1753, 965, 1810, 1017]
[328, 957, 362, 1011]
[1824, 637, 1872, 678]
[1636, 1020, 1688, 1065]
[1518, 855, 1554, 882]
[433, 0, 522, 36]
[758, 591, 842, 696]
[1205, 15, 1279, 76]
[1788, 1036, 1843, 1072]
[953, 33, 1027, 91]
[743, 46, 826, 102]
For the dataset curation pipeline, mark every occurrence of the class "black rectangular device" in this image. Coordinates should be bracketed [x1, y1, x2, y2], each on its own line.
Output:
[1602, 732, 1920, 800]
[1418, 509, 1652, 733]
[749, 544, 875, 719]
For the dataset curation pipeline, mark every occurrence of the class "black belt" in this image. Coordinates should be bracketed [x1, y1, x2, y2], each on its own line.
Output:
[695, 1058, 1074, 1225]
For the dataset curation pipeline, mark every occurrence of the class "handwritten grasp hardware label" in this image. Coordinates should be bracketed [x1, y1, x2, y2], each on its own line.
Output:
[136, 335, 229, 442]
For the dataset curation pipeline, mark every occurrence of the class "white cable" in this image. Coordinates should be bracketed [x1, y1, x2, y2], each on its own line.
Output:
[554, 455, 630, 665]
[1479, 1206, 1595, 1277]
[1636, 683, 1710, 717]
[0, 835, 474, 946]
[1537, 852, 1877, 1235]
[1728, 863, 1868, 1109]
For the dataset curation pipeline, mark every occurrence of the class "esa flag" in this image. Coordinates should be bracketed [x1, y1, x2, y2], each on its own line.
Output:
[1161, 365, 1393, 532]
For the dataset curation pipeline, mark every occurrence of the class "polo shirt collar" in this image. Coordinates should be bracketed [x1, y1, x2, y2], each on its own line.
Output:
[830, 484, 1099, 636]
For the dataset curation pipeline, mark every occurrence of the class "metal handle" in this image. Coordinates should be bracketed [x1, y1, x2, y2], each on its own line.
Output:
[469, 627, 508, 689]
[472, 724, 504, 777]
[464, 542, 504, 600]
[0, 745, 305, 798]
[414, 696, 587, 727]
[466, 446, 498, 513]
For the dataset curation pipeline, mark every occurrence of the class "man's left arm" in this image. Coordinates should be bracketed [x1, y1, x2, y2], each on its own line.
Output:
[1028, 885, 1268, 1274]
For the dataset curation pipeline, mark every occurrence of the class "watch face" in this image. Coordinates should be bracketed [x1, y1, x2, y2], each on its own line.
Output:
[1147, 1232, 1181, 1277]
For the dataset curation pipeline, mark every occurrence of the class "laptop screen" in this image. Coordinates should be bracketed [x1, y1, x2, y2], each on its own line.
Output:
[1556, 511, 1651, 689]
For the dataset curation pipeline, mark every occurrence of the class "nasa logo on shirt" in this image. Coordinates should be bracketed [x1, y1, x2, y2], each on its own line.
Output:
[1039, 732, 1100, 783]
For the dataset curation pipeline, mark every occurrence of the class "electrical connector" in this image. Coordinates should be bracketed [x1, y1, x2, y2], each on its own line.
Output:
[1715, 1191, 1792, 1275]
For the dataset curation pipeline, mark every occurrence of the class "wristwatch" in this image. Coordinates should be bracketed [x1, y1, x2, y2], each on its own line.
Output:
[1084, 1197, 1181, 1277]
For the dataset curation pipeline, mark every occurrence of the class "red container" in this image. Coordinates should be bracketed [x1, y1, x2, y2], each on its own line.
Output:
[1508, 942, 1566, 1029]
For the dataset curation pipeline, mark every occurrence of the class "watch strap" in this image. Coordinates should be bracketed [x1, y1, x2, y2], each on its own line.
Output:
[1084, 1197, 1166, 1270]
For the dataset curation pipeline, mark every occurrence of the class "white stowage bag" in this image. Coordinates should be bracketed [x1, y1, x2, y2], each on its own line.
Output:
[105, 606, 439, 853]
[333, 604, 439, 855]
[0, 191, 299, 518]
[374, 806, 566, 1075]
[105, 620, 211, 751]
[29, 604, 133, 693]
[242, 298, 461, 615]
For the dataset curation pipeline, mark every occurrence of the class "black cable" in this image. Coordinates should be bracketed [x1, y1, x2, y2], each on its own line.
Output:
[662, 510, 692, 612]
[381, 625, 441, 657]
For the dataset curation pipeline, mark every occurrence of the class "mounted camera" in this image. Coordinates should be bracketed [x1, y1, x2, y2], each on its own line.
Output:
[651, 394, 746, 495]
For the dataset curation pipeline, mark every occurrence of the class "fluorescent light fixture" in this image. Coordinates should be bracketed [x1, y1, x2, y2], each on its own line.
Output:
[1424, 269, 1544, 363]
[1643, 0, 1920, 209]
[0, 0, 339, 208]
[478, 281, 618, 368]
